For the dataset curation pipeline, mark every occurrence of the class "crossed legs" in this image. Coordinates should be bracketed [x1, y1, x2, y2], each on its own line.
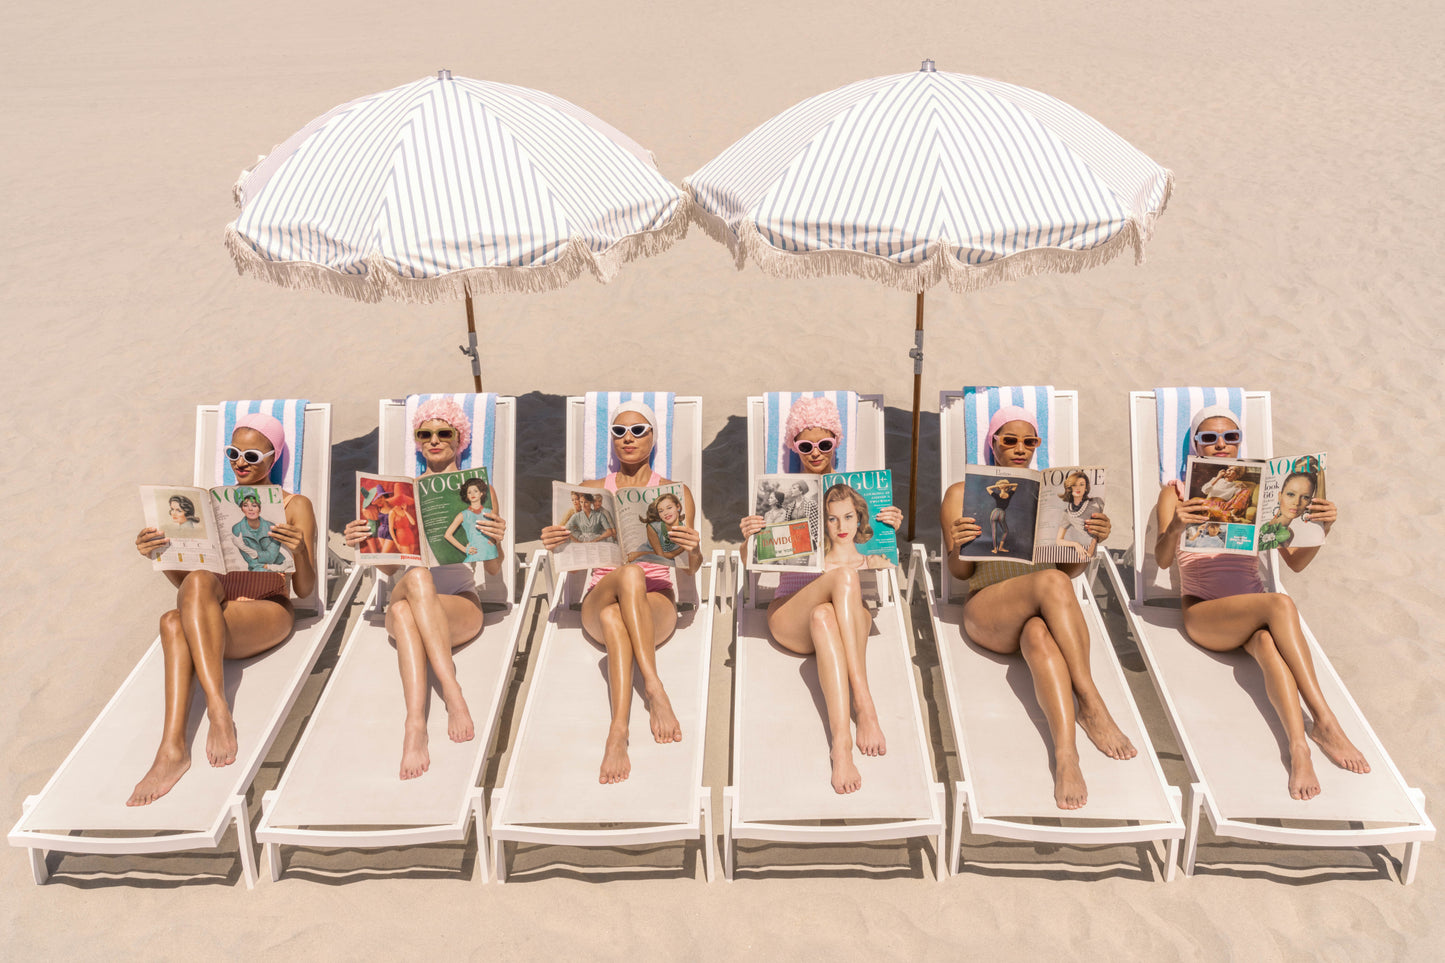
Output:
[962, 568, 1136, 810]
[1183, 591, 1368, 800]
[767, 567, 884, 795]
[581, 564, 680, 785]
[387, 567, 485, 779]
[128, 571, 293, 806]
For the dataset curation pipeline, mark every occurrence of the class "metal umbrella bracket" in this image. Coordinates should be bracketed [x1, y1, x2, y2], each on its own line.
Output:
[684, 60, 1173, 537]
[226, 70, 690, 391]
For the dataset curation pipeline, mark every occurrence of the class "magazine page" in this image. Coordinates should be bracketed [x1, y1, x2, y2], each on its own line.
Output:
[1257, 452, 1327, 552]
[614, 483, 690, 568]
[748, 473, 822, 572]
[212, 485, 294, 574]
[415, 468, 494, 568]
[140, 485, 226, 573]
[821, 469, 898, 567]
[551, 482, 623, 573]
[355, 473, 423, 566]
[1180, 456, 1263, 554]
[1032, 466, 1107, 564]
[957, 466, 1042, 565]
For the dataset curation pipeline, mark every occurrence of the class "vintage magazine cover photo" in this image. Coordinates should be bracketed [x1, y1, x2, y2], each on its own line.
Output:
[141, 484, 294, 574]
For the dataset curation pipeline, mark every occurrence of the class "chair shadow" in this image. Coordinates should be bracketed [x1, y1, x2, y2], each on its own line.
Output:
[700, 413, 748, 545]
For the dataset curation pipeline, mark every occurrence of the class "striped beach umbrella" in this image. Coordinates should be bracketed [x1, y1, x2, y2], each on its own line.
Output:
[226, 70, 689, 389]
[684, 61, 1173, 535]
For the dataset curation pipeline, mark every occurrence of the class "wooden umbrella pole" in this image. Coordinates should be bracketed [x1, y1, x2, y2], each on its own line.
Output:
[907, 291, 925, 541]
[462, 293, 482, 392]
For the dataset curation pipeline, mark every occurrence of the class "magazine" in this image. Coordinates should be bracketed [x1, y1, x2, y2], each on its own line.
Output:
[550, 480, 689, 573]
[354, 468, 496, 567]
[141, 484, 295, 574]
[1180, 453, 1326, 555]
[957, 465, 1107, 565]
[747, 469, 898, 572]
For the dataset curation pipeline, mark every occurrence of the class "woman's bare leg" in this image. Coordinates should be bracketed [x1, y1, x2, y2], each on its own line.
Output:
[1184, 593, 1368, 779]
[1019, 617, 1088, 809]
[127, 610, 195, 805]
[965, 569, 1136, 760]
[388, 568, 485, 780]
[1244, 629, 1319, 799]
[582, 565, 681, 784]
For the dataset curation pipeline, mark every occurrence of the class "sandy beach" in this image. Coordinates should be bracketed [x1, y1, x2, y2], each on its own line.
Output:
[3, 0, 1443, 957]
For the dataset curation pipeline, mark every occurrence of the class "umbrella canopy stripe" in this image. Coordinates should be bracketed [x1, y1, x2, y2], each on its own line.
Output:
[227, 74, 689, 302]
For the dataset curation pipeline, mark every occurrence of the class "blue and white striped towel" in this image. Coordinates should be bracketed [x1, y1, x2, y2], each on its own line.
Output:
[217, 399, 308, 491]
[404, 393, 497, 478]
[763, 390, 859, 473]
[1153, 387, 1246, 486]
[961, 386, 1055, 467]
[583, 391, 675, 480]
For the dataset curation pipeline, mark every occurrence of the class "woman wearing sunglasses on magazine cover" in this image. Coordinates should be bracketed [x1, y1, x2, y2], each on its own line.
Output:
[1153, 407, 1366, 800]
[738, 396, 903, 796]
[539, 402, 703, 785]
[128, 414, 318, 806]
[939, 406, 1136, 811]
[342, 399, 508, 781]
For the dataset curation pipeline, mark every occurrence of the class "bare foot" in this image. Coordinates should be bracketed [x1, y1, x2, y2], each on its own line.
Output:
[1054, 749, 1087, 810]
[600, 726, 631, 784]
[127, 745, 191, 806]
[854, 709, 887, 757]
[206, 710, 237, 767]
[831, 741, 862, 794]
[444, 691, 475, 743]
[645, 683, 681, 743]
[1077, 699, 1137, 760]
[400, 722, 429, 780]
[1289, 741, 1321, 800]
[1309, 717, 1370, 774]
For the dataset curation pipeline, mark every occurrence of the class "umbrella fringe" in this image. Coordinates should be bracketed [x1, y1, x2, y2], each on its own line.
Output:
[223, 199, 691, 304]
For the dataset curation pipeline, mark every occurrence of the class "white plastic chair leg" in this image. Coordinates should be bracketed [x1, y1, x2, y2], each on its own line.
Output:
[1163, 785, 1182, 882]
[231, 795, 258, 889]
[722, 787, 736, 882]
[471, 788, 490, 884]
[260, 791, 281, 882]
[1403, 840, 1421, 885]
[932, 783, 947, 881]
[27, 846, 49, 885]
[951, 781, 967, 876]
[700, 790, 715, 883]
[1183, 782, 1205, 877]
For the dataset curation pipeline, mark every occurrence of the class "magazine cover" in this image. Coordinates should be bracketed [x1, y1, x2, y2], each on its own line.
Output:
[821, 469, 898, 567]
[552, 483, 620, 573]
[550, 481, 686, 573]
[957, 467, 1042, 563]
[1256, 452, 1327, 551]
[1180, 456, 1264, 553]
[1032, 466, 1107, 564]
[355, 474, 422, 565]
[416, 468, 495, 566]
[615, 482, 689, 567]
[749, 474, 823, 570]
[141, 484, 293, 574]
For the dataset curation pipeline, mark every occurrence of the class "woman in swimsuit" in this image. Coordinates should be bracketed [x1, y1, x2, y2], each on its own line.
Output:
[539, 402, 703, 785]
[940, 406, 1136, 811]
[739, 397, 902, 794]
[1154, 406, 1366, 800]
[343, 399, 507, 780]
[128, 413, 317, 806]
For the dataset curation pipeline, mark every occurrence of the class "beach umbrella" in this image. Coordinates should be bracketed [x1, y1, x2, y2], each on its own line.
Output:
[226, 70, 689, 390]
[684, 61, 1172, 537]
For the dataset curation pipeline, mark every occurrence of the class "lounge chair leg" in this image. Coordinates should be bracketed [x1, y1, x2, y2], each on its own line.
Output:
[260, 791, 280, 882]
[494, 839, 507, 884]
[231, 795, 258, 889]
[722, 787, 736, 882]
[1183, 783, 1204, 877]
[933, 783, 947, 881]
[952, 781, 967, 876]
[27, 846, 49, 885]
[471, 788, 490, 884]
[1403, 840, 1421, 886]
[700, 789, 715, 883]
[1163, 785, 1182, 882]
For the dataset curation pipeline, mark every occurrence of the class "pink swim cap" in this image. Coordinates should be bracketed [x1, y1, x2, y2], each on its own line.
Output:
[783, 396, 843, 449]
[984, 405, 1039, 466]
[232, 412, 290, 487]
[412, 398, 471, 455]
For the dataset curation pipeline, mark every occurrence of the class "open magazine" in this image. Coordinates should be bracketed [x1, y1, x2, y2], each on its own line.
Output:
[1180, 453, 1326, 555]
[551, 480, 689, 573]
[141, 484, 295, 574]
[354, 468, 496, 567]
[747, 469, 898, 572]
[957, 466, 1107, 565]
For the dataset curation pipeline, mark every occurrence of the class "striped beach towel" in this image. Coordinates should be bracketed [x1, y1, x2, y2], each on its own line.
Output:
[217, 399, 308, 491]
[961, 386, 1055, 468]
[763, 391, 860, 473]
[404, 393, 497, 478]
[583, 391, 675, 480]
[1153, 387, 1246, 485]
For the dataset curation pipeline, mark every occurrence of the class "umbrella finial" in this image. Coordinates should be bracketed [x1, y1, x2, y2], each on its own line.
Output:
[438, 68, 453, 81]
[919, 59, 936, 73]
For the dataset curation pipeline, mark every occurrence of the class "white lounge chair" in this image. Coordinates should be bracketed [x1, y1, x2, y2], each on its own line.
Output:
[254, 395, 541, 882]
[9, 402, 361, 888]
[1110, 388, 1434, 882]
[725, 392, 946, 881]
[487, 393, 722, 882]
[908, 387, 1183, 878]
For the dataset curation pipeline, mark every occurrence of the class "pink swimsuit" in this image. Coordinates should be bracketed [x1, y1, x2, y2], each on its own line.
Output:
[583, 470, 676, 597]
[1176, 548, 1264, 601]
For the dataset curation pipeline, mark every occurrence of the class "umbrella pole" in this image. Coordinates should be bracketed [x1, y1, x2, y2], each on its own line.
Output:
[907, 291, 925, 541]
[462, 293, 482, 392]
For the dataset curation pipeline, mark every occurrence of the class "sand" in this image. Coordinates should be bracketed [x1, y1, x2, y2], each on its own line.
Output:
[3, 0, 1443, 958]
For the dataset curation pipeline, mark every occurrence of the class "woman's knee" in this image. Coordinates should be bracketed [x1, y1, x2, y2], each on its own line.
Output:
[1019, 617, 1059, 661]
[809, 602, 840, 636]
[1032, 567, 1074, 603]
[389, 598, 413, 625]
[159, 608, 184, 639]
[825, 566, 862, 594]
[177, 570, 222, 609]
[1244, 628, 1279, 661]
[1264, 593, 1299, 623]
[395, 566, 436, 598]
